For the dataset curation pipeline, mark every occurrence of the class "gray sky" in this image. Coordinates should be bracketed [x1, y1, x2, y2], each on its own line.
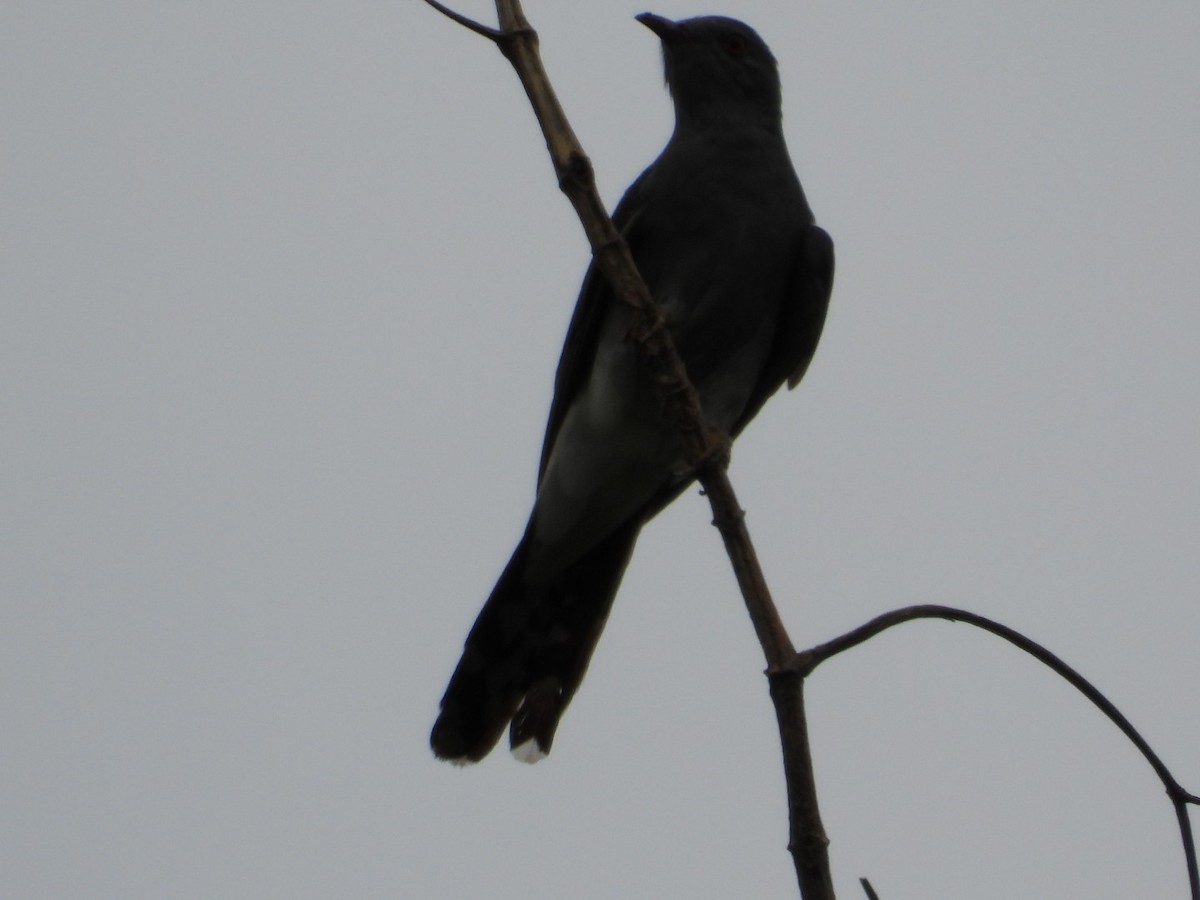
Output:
[4, 2, 1198, 897]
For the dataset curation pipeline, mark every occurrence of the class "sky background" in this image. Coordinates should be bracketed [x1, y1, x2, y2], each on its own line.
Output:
[4, 2, 1198, 898]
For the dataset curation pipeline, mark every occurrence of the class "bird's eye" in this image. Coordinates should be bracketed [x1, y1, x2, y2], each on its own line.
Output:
[720, 33, 749, 56]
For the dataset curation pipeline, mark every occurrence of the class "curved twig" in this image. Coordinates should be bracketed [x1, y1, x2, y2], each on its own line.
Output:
[798, 604, 1200, 899]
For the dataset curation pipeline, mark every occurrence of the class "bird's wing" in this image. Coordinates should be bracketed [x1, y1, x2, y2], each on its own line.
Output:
[536, 168, 658, 483]
[733, 223, 835, 435]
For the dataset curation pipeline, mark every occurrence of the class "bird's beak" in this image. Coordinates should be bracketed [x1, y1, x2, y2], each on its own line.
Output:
[636, 12, 681, 43]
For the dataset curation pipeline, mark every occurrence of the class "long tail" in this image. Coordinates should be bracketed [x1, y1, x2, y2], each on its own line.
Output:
[430, 519, 641, 763]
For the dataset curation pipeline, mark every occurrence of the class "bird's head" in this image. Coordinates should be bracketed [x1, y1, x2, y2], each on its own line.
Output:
[637, 13, 782, 130]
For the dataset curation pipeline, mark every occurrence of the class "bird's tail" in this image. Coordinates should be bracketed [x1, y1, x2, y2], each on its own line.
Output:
[430, 520, 640, 763]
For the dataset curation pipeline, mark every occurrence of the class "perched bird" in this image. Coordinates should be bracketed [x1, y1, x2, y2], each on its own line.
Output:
[431, 13, 834, 763]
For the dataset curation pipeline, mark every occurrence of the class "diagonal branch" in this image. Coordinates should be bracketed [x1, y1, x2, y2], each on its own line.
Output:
[424, 1, 824, 896]
[422, 0, 505, 40]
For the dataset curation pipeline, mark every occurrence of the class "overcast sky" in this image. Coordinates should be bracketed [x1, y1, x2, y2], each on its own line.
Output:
[4, 2, 1198, 898]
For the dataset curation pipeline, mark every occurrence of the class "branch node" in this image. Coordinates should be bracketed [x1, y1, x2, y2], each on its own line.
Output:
[557, 151, 595, 192]
[790, 649, 819, 678]
[709, 503, 744, 530]
[767, 653, 810, 681]
[496, 26, 539, 62]
[787, 830, 831, 855]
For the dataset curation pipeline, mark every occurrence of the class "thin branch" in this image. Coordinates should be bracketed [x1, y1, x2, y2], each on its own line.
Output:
[422, 0, 505, 41]
[799, 604, 1200, 899]
[425, 2, 825, 896]
[770, 668, 834, 897]
[703, 467, 796, 667]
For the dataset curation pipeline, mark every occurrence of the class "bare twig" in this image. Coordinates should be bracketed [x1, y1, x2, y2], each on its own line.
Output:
[422, 0, 505, 40]
[799, 604, 1200, 899]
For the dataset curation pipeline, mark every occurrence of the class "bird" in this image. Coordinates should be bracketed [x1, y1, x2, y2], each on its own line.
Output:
[430, 13, 834, 764]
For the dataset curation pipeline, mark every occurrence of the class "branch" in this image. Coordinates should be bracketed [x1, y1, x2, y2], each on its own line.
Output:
[425, 1, 826, 896]
[799, 604, 1200, 899]
[422, 0, 505, 40]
